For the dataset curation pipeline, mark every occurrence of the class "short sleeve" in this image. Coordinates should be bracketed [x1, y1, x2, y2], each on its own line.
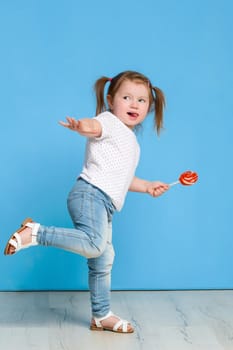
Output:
[93, 112, 113, 140]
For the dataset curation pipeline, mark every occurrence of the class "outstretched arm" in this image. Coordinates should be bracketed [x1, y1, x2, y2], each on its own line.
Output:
[129, 176, 169, 197]
[59, 117, 102, 138]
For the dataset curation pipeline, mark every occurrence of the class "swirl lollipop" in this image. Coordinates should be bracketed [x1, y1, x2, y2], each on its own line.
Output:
[169, 171, 198, 187]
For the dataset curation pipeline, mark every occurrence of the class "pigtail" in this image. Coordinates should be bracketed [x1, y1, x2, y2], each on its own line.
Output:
[94, 77, 111, 115]
[151, 86, 166, 135]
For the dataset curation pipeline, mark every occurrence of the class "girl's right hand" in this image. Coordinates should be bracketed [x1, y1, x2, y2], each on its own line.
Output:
[59, 117, 81, 131]
[59, 117, 102, 138]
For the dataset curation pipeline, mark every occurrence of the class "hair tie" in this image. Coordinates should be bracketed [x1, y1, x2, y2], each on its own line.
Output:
[108, 78, 112, 82]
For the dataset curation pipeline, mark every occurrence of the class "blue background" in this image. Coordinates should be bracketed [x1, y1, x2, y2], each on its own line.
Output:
[1, 0, 232, 290]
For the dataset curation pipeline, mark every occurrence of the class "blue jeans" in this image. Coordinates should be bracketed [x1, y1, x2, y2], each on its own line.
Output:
[37, 178, 116, 318]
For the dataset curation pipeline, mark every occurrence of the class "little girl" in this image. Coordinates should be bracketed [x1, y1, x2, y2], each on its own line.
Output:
[4, 70, 169, 333]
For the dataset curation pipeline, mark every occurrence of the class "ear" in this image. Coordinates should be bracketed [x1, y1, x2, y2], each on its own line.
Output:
[107, 95, 113, 109]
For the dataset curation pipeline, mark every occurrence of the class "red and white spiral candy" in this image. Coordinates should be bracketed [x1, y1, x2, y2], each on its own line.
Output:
[170, 171, 198, 187]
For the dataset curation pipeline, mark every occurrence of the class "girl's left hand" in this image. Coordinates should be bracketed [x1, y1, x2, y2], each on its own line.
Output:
[146, 181, 169, 197]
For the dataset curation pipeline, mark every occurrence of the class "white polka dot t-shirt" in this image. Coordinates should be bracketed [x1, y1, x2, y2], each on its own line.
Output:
[80, 111, 140, 211]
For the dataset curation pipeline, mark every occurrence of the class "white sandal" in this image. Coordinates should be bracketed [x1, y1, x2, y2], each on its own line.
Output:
[90, 311, 134, 333]
[4, 218, 40, 255]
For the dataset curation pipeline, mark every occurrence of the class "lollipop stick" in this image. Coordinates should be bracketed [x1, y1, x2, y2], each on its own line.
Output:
[169, 180, 180, 187]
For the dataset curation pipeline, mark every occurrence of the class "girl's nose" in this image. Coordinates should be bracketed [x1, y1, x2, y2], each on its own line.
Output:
[130, 99, 138, 108]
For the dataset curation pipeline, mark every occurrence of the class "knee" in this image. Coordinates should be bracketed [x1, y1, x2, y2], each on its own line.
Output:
[87, 243, 115, 267]
[86, 243, 106, 259]
[87, 250, 103, 259]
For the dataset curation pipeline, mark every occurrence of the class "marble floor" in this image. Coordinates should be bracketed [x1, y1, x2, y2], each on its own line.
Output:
[0, 290, 233, 350]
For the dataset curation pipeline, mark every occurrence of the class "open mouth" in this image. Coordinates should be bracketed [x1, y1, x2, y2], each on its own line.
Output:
[127, 112, 139, 118]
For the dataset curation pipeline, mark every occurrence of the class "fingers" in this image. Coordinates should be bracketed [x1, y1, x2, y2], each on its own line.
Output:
[152, 186, 167, 197]
[59, 121, 69, 127]
[59, 117, 80, 131]
[67, 117, 79, 129]
[59, 116, 72, 128]
[154, 181, 169, 190]
[148, 183, 169, 197]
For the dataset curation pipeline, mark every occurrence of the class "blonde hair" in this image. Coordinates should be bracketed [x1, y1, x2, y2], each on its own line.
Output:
[94, 70, 165, 134]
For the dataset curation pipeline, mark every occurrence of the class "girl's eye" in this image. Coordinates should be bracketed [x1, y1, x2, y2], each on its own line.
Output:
[138, 98, 146, 103]
[123, 96, 130, 100]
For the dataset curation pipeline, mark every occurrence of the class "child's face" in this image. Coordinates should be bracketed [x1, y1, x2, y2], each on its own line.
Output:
[107, 80, 150, 129]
